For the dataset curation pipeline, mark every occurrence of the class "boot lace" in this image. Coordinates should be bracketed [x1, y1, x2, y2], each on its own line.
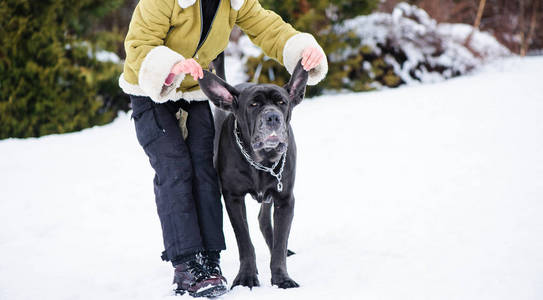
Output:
[187, 260, 209, 282]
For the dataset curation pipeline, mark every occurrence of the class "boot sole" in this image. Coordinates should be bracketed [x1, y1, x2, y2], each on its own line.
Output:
[175, 285, 228, 298]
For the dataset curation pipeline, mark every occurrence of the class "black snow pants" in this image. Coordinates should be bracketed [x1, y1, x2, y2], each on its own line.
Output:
[129, 95, 226, 266]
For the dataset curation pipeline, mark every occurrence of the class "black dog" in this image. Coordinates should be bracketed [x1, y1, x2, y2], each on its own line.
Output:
[198, 60, 308, 289]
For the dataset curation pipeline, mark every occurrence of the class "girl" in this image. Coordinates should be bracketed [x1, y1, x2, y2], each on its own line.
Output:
[118, 0, 327, 297]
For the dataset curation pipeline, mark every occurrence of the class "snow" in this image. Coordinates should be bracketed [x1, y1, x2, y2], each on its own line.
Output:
[224, 54, 248, 86]
[95, 50, 121, 64]
[65, 42, 121, 64]
[224, 35, 262, 85]
[436, 23, 509, 62]
[226, 35, 263, 60]
[1, 56, 543, 300]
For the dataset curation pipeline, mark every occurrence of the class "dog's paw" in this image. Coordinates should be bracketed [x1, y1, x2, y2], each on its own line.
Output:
[271, 276, 299, 289]
[232, 272, 260, 290]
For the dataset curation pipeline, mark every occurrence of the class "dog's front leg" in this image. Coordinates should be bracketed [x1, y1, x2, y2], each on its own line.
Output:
[224, 194, 260, 289]
[258, 202, 274, 252]
[270, 195, 299, 288]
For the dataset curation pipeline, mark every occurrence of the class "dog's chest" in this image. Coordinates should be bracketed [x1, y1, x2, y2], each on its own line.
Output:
[248, 171, 277, 204]
[220, 160, 276, 204]
[250, 190, 273, 204]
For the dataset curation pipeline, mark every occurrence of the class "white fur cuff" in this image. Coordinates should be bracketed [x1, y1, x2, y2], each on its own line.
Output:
[138, 46, 186, 103]
[119, 73, 145, 96]
[283, 33, 328, 86]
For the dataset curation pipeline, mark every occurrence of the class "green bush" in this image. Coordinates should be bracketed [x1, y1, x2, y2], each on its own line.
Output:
[0, 0, 128, 139]
[328, 40, 403, 92]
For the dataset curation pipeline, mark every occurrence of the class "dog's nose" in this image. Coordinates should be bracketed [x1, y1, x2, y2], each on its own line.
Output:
[264, 111, 282, 129]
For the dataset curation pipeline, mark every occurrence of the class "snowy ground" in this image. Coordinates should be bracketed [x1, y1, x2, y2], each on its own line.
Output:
[1, 56, 542, 300]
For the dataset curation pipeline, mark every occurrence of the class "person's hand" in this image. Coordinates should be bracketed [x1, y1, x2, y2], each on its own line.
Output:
[301, 47, 324, 71]
[168, 59, 204, 84]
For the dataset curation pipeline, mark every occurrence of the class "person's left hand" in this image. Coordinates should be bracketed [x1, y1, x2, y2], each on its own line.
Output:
[301, 47, 324, 71]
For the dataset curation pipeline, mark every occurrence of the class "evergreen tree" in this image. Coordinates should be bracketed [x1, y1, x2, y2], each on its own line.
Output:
[0, 0, 127, 139]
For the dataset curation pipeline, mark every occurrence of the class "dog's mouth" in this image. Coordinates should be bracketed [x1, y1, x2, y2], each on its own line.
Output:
[252, 131, 288, 154]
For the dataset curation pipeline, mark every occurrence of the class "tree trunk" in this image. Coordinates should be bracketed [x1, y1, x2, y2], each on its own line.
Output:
[465, 0, 487, 45]
[521, 0, 539, 56]
[520, 0, 526, 56]
[473, 0, 487, 29]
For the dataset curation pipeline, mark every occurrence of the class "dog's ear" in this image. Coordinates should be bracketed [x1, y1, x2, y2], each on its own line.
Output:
[198, 70, 239, 111]
[285, 59, 309, 106]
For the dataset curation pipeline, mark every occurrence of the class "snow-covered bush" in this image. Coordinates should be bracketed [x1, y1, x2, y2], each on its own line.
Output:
[227, 2, 510, 94]
[332, 2, 510, 90]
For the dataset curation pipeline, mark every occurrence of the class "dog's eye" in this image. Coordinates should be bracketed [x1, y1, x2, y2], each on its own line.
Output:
[250, 102, 259, 107]
[278, 100, 285, 105]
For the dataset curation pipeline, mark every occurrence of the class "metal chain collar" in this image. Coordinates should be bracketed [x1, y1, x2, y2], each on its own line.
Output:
[234, 120, 287, 192]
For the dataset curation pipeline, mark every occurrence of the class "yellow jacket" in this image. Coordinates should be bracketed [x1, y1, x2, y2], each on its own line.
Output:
[118, 0, 328, 103]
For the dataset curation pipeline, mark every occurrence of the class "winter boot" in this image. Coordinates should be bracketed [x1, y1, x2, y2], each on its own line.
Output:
[173, 254, 227, 297]
[202, 251, 227, 285]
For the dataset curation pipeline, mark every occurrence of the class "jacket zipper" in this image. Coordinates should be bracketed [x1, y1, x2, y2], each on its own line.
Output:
[192, 0, 222, 58]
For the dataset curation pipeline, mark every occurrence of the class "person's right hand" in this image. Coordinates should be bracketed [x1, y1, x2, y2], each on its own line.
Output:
[170, 58, 204, 81]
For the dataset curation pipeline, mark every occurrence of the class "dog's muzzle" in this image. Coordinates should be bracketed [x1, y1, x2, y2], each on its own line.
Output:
[251, 108, 288, 153]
